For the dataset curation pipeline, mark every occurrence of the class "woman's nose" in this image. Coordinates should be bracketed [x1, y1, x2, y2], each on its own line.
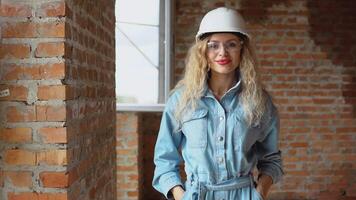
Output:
[218, 45, 228, 56]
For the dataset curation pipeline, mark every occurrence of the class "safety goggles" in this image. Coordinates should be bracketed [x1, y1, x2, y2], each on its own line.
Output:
[207, 40, 243, 53]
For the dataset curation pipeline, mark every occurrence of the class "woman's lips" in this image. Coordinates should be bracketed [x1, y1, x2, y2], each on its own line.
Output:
[216, 59, 231, 65]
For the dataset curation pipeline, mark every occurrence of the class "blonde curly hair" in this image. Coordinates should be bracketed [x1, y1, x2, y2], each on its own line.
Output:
[173, 34, 267, 127]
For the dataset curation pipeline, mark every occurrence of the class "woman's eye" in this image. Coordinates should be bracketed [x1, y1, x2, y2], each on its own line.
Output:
[208, 43, 219, 49]
[227, 42, 238, 48]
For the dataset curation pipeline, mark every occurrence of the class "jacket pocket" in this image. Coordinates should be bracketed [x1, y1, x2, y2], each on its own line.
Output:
[233, 113, 263, 153]
[181, 108, 208, 148]
[233, 113, 244, 152]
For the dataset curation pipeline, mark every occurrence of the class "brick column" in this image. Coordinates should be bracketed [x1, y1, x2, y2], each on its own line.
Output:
[0, 1, 116, 200]
[116, 113, 142, 200]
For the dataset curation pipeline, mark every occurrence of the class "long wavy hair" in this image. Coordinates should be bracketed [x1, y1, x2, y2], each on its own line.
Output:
[174, 33, 267, 127]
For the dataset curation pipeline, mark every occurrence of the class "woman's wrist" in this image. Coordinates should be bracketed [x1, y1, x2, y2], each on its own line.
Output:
[256, 174, 273, 199]
[171, 185, 185, 199]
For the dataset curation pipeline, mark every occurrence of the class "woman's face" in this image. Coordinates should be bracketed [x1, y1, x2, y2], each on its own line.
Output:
[206, 33, 243, 77]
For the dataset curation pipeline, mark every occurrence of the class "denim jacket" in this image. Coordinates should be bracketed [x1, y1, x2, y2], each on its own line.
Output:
[152, 80, 283, 199]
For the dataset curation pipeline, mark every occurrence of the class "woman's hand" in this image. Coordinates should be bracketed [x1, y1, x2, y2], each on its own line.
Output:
[171, 185, 185, 200]
[256, 174, 273, 200]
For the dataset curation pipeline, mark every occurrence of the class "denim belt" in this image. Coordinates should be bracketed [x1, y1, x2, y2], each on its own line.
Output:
[185, 174, 254, 200]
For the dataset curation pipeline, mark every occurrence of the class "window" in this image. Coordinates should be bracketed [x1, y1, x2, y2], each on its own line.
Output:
[115, 0, 173, 112]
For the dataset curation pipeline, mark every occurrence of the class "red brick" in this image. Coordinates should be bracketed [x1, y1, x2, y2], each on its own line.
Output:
[39, 127, 67, 143]
[261, 68, 293, 74]
[38, 22, 65, 38]
[35, 42, 65, 58]
[37, 150, 67, 165]
[7, 106, 36, 122]
[1, 63, 66, 81]
[127, 191, 139, 197]
[4, 149, 36, 165]
[116, 149, 138, 155]
[0, 127, 32, 143]
[116, 182, 137, 190]
[292, 53, 328, 60]
[89, 188, 96, 199]
[40, 172, 68, 188]
[36, 105, 66, 121]
[290, 142, 309, 148]
[0, 3, 32, 17]
[8, 192, 67, 200]
[2, 22, 36, 38]
[67, 167, 79, 185]
[289, 127, 311, 134]
[41, 63, 66, 79]
[260, 53, 289, 59]
[269, 24, 308, 30]
[2, 22, 65, 38]
[116, 165, 138, 172]
[0, 44, 31, 59]
[281, 38, 304, 45]
[258, 38, 279, 45]
[0, 85, 28, 101]
[313, 98, 335, 104]
[327, 154, 346, 161]
[0, 170, 4, 187]
[4, 171, 32, 187]
[3, 65, 40, 80]
[336, 127, 356, 133]
[7, 104, 67, 123]
[37, 1, 65, 17]
[128, 174, 139, 181]
[37, 85, 67, 100]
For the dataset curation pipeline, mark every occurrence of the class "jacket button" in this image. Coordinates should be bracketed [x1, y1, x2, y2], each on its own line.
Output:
[218, 136, 224, 141]
[219, 116, 224, 121]
[218, 157, 224, 164]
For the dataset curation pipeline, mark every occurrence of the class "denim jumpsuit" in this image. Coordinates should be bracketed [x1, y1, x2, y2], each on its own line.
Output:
[152, 80, 283, 200]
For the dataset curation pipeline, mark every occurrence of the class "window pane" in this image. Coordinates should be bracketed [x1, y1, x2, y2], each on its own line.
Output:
[115, 0, 160, 104]
[116, 0, 159, 25]
[119, 23, 159, 67]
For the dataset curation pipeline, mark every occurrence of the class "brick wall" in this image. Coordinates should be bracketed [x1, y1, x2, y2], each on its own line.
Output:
[117, 0, 356, 200]
[116, 113, 142, 200]
[0, 0, 116, 200]
[140, 113, 164, 200]
[65, 0, 116, 200]
[116, 112, 164, 200]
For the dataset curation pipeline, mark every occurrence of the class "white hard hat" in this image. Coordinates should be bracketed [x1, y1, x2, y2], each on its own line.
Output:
[196, 7, 249, 40]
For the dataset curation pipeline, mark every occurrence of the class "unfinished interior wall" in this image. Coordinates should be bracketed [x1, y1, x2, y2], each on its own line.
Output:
[0, 0, 116, 200]
[64, 0, 116, 199]
[116, 113, 142, 200]
[117, 0, 356, 200]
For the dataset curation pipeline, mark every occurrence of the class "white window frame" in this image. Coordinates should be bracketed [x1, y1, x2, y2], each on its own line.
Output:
[116, 0, 174, 112]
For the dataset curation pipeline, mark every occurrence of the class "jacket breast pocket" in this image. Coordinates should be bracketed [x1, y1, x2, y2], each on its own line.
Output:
[233, 113, 262, 152]
[181, 109, 208, 149]
[233, 112, 244, 152]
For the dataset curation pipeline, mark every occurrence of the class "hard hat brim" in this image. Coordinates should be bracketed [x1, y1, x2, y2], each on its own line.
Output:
[196, 30, 250, 41]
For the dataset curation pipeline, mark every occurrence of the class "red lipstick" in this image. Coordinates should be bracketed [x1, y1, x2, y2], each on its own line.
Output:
[216, 59, 231, 65]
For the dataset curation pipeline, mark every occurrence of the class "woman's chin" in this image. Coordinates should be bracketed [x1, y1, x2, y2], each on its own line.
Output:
[211, 67, 237, 75]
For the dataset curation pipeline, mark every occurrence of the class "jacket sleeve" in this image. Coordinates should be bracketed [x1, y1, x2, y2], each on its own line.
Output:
[256, 103, 284, 184]
[152, 95, 183, 199]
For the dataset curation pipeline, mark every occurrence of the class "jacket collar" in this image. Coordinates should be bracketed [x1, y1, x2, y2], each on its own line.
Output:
[203, 72, 242, 98]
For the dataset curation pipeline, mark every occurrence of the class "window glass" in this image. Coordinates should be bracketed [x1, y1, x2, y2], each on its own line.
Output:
[116, 0, 160, 104]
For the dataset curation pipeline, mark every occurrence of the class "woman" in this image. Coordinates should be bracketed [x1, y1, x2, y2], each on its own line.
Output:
[153, 7, 283, 200]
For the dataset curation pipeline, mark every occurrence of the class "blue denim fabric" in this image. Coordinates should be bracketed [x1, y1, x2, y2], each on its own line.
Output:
[152, 81, 283, 200]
